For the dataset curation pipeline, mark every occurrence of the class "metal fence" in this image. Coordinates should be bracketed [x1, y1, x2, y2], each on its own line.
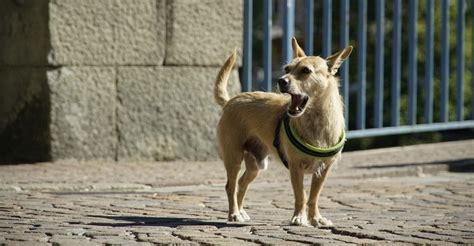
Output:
[242, 0, 474, 139]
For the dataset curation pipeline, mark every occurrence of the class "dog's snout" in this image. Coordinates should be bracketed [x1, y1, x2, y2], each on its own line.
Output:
[278, 78, 289, 87]
[278, 78, 290, 92]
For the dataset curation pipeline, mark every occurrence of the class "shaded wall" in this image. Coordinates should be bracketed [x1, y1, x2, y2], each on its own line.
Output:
[0, 0, 242, 163]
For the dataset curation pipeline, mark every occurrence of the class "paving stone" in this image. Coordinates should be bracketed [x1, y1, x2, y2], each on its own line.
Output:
[217, 231, 308, 245]
[140, 234, 195, 245]
[3, 233, 49, 242]
[50, 238, 101, 246]
[91, 237, 152, 246]
[0, 241, 50, 246]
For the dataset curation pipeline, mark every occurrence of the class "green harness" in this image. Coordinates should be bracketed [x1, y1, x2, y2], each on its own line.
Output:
[273, 113, 346, 169]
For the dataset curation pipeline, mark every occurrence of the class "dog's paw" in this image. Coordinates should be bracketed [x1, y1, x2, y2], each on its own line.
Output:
[228, 213, 245, 222]
[239, 209, 251, 221]
[309, 217, 333, 227]
[290, 215, 309, 226]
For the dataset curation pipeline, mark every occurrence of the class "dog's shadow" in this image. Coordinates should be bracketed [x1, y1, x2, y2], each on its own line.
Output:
[87, 215, 248, 228]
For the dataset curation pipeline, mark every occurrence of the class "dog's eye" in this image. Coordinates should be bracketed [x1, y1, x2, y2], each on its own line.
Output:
[301, 67, 312, 74]
[284, 66, 291, 74]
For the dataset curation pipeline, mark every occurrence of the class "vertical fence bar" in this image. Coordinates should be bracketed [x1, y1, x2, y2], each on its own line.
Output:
[440, 0, 449, 122]
[374, 0, 384, 128]
[408, 0, 418, 125]
[472, 4, 474, 121]
[424, 0, 434, 123]
[304, 0, 314, 55]
[282, 0, 295, 65]
[456, 0, 465, 121]
[263, 0, 272, 92]
[391, 0, 401, 126]
[356, 0, 367, 130]
[340, 0, 350, 129]
[242, 0, 253, 92]
[322, 0, 332, 57]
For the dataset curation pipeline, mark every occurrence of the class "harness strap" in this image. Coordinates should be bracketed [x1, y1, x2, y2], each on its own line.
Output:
[283, 116, 346, 158]
[273, 113, 289, 169]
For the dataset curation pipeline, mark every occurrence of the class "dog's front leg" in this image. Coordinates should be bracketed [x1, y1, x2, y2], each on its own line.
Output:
[289, 165, 308, 226]
[307, 160, 334, 227]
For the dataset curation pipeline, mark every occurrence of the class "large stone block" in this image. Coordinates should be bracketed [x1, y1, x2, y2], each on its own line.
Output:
[48, 67, 117, 160]
[117, 66, 240, 161]
[165, 0, 243, 66]
[0, 0, 50, 65]
[0, 68, 45, 132]
[0, 68, 50, 163]
[48, 0, 165, 65]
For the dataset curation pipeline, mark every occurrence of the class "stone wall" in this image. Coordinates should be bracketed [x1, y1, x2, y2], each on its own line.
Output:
[0, 0, 242, 163]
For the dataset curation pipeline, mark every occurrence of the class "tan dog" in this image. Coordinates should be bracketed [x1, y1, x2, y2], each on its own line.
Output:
[214, 38, 352, 226]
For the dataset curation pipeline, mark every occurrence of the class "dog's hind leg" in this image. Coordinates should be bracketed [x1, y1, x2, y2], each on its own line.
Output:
[236, 152, 266, 221]
[224, 151, 244, 222]
[237, 139, 269, 221]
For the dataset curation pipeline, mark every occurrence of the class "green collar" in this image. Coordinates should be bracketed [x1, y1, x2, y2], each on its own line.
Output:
[282, 115, 346, 159]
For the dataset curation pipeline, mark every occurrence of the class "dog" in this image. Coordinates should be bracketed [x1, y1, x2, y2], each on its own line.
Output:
[214, 37, 352, 226]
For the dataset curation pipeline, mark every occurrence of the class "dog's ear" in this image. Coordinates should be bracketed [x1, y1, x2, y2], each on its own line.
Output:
[292, 37, 306, 58]
[326, 46, 353, 75]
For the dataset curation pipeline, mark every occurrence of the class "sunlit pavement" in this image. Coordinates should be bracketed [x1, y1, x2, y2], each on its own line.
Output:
[1, 140, 473, 245]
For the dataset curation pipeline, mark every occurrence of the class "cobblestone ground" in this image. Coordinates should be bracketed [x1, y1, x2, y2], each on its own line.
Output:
[0, 140, 473, 245]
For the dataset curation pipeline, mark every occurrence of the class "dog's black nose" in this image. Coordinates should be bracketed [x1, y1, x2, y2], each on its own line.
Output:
[278, 78, 290, 92]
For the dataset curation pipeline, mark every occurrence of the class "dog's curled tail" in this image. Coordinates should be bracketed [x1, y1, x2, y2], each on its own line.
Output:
[214, 49, 237, 107]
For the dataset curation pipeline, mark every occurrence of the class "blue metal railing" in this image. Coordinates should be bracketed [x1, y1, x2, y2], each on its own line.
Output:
[356, 0, 367, 130]
[391, 0, 401, 127]
[408, 0, 418, 125]
[282, 0, 295, 65]
[242, 0, 474, 139]
[457, 0, 466, 121]
[374, 0, 384, 129]
[242, 0, 253, 92]
[425, 0, 434, 124]
[440, 0, 450, 123]
[339, 0, 350, 128]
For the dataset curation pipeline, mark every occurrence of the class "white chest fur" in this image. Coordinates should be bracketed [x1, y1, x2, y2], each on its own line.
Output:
[302, 160, 327, 177]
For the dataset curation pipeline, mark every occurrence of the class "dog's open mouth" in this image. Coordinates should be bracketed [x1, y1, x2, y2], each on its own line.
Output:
[288, 93, 309, 117]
